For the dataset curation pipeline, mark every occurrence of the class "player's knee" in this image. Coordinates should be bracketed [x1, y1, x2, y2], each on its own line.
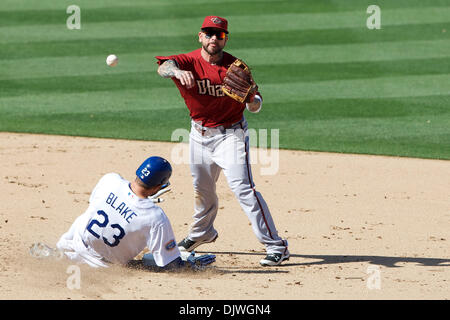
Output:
[231, 184, 254, 200]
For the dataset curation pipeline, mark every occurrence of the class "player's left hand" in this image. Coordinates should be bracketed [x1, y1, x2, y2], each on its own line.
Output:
[148, 183, 171, 203]
[222, 59, 258, 104]
[183, 251, 216, 270]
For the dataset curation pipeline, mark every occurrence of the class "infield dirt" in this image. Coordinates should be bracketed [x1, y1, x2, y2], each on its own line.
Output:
[0, 132, 448, 299]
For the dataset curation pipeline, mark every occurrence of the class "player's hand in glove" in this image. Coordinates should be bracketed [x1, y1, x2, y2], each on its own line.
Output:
[141, 251, 216, 272]
[183, 251, 216, 271]
[222, 59, 258, 104]
[148, 182, 171, 203]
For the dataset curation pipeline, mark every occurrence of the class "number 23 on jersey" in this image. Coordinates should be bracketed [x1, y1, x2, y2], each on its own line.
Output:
[86, 210, 126, 247]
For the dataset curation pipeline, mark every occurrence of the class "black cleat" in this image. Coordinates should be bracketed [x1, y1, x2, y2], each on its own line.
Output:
[259, 251, 290, 266]
[178, 234, 218, 252]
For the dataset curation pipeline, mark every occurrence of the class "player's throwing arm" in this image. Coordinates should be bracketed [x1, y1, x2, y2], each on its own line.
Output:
[158, 60, 195, 89]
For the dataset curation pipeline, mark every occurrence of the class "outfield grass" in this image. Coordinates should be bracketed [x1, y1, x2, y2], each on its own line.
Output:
[0, 0, 449, 159]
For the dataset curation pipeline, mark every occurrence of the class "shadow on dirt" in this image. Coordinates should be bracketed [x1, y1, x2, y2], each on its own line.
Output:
[200, 251, 450, 268]
[126, 257, 289, 274]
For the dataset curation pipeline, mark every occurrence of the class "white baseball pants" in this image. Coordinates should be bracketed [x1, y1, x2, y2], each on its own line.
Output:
[187, 118, 288, 255]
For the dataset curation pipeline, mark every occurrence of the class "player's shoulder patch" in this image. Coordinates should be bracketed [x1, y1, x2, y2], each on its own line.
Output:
[165, 239, 176, 251]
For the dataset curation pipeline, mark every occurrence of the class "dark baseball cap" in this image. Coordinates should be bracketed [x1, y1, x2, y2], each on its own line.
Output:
[136, 156, 172, 187]
[201, 16, 228, 34]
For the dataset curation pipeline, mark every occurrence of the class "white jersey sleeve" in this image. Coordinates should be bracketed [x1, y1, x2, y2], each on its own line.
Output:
[146, 208, 180, 267]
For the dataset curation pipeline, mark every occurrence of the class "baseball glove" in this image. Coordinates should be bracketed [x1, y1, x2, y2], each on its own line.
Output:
[141, 251, 215, 272]
[185, 252, 216, 271]
[222, 59, 258, 104]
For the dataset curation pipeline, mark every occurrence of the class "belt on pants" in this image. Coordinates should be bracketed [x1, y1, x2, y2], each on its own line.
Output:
[193, 119, 244, 136]
[81, 238, 112, 264]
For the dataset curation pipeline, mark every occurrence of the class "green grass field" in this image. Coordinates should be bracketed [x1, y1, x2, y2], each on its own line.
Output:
[1, 0, 449, 159]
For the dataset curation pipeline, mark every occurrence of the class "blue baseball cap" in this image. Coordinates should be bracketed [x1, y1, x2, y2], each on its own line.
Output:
[136, 156, 172, 187]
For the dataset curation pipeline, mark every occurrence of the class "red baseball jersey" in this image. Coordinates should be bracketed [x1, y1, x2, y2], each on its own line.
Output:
[156, 49, 261, 128]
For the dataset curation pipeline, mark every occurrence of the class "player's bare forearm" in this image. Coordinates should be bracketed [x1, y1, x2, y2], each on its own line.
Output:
[157, 60, 180, 78]
[158, 60, 195, 88]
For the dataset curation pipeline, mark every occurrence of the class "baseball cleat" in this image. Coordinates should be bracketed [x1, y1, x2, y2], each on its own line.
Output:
[178, 234, 218, 252]
[259, 252, 290, 266]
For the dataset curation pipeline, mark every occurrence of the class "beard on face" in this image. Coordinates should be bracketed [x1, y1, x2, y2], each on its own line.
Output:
[203, 42, 222, 56]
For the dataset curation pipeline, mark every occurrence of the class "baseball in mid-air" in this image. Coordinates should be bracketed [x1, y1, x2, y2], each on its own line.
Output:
[106, 54, 118, 67]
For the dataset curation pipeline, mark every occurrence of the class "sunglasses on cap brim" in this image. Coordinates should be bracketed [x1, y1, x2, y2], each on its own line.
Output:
[202, 30, 227, 40]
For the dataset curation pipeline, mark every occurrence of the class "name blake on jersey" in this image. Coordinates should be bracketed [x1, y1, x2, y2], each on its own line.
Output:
[106, 192, 137, 223]
[196, 79, 225, 97]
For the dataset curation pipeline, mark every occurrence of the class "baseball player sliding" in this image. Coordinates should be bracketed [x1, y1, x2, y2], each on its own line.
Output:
[156, 16, 289, 266]
[30, 156, 215, 271]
